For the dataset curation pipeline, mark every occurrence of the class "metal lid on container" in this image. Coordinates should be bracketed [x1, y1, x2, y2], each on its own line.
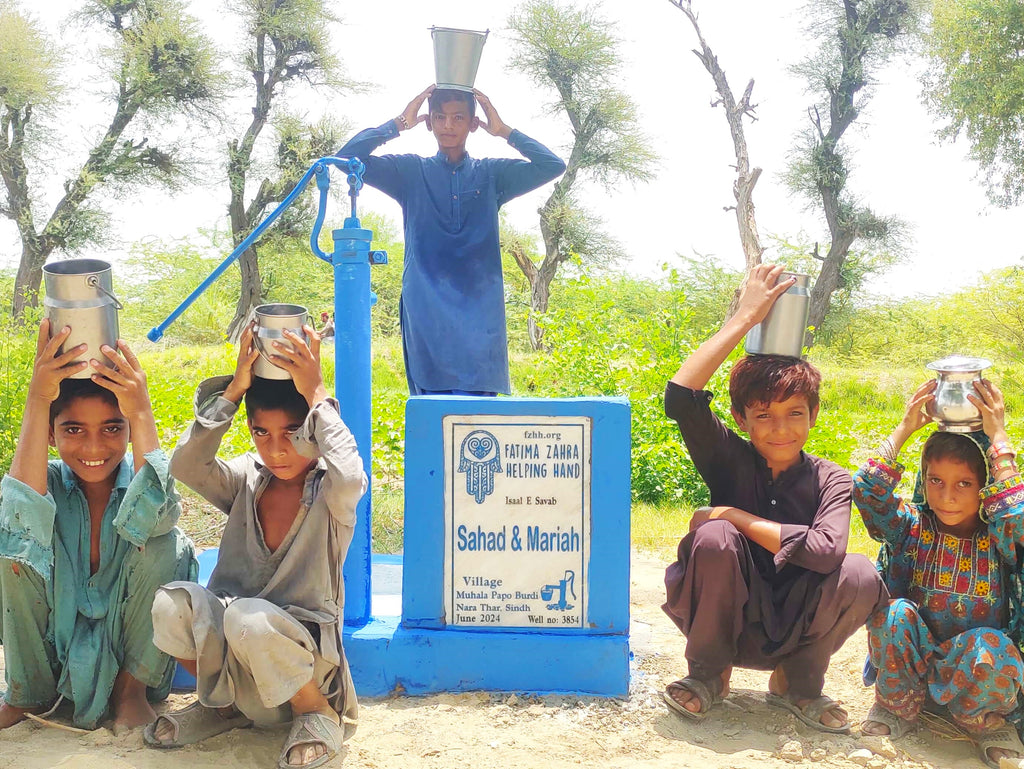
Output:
[925, 355, 992, 373]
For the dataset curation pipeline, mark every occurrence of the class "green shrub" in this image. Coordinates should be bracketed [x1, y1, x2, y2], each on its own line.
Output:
[0, 311, 41, 477]
[120, 238, 243, 346]
[524, 268, 720, 505]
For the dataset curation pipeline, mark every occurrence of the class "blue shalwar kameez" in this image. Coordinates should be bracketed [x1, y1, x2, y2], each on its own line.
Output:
[338, 120, 566, 394]
[0, 453, 195, 728]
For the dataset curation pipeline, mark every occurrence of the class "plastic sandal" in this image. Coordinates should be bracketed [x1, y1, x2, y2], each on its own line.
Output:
[143, 701, 252, 748]
[662, 677, 723, 722]
[975, 725, 1024, 769]
[862, 702, 916, 739]
[766, 692, 851, 734]
[277, 711, 345, 769]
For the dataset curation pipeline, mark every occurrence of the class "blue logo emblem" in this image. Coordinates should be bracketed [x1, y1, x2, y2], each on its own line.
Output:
[458, 430, 502, 504]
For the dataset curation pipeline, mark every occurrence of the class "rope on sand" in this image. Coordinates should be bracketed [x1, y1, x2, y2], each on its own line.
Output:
[22, 694, 91, 735]
[24, 712, 90, 735]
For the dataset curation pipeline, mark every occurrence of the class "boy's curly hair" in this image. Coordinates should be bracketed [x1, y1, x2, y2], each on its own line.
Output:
[728, 354, 821, 414]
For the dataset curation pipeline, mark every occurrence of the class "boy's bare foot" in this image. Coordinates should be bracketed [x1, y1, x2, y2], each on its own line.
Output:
[666, 666, 732, 715]
[110, 669, 157, 734]
[768, 667, 848, 730]
[0, 701, 39, 730]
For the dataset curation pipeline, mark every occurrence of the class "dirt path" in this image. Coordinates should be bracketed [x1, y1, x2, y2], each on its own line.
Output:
[0, 553, 989, 769]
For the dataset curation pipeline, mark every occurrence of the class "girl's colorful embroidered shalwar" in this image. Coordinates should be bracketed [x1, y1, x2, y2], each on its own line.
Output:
[853, 457, 1024, 732]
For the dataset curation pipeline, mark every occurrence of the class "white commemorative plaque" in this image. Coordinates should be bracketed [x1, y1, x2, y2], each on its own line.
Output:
[442, 415, 591, 628]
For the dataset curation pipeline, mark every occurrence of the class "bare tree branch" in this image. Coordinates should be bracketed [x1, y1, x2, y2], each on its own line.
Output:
[668, 0, 764, 274]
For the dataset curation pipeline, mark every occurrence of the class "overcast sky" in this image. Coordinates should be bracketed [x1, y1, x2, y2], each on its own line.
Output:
[4, 0, 1019, 299]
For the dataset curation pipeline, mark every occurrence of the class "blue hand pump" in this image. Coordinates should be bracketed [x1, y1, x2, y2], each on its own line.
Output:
[148, 157, 386, 625]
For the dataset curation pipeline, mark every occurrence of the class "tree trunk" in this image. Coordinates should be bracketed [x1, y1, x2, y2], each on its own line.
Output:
[226, 247, 262, 341]
[12, 243, 45, 317]
[222, 32, 281, 339]
[807, 230, 854, 343]
[527, 275, 551, 351]
[670, 1, 763, 317]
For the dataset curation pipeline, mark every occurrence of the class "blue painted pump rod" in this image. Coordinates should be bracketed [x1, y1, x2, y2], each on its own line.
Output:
[147, 157, 387, 626]
[147, 156, 367, 343]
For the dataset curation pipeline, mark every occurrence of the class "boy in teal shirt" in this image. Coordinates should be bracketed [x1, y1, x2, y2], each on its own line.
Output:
[0, 321, 194, 731]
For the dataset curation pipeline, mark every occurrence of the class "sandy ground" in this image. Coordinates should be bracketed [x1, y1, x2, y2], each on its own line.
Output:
[0, 553, 994, 769]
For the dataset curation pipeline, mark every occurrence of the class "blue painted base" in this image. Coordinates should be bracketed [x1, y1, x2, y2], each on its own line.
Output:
[343, 616, 630, 697]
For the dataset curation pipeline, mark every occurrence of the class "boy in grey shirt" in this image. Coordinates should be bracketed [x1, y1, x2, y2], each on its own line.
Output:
[145, 323, 366, 768]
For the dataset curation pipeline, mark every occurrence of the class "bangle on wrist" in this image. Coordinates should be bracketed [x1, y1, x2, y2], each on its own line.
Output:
[877, 436, 898, 463]
[992, 455, 1017, 472]
[987, 440, 1015, 459]
[396, 114, 409, 130]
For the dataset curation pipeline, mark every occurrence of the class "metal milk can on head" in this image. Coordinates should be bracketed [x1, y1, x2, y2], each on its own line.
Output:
[925, 355, 992, 432]
[744, 272, 811, 359]
[253, 303, 309, 380]
[43, 258, 122, 378]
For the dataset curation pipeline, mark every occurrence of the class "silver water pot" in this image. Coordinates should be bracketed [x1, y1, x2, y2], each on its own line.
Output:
[43, 258, 122, 378]
[744, 272, 811, 358]
[253, 303, 310, 380]
[925, 355, 992, 433]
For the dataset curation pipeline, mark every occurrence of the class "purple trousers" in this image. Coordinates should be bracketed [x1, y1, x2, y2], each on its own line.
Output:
[663, 519, 886, 699]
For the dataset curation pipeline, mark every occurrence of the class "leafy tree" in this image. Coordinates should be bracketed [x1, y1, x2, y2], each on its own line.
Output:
[222, 0, 356, 338]
[506, 0, 657, 350]
[924, 0, 1024, 206]
[785, 0, 917, 341]
[0, 0, 223, 317]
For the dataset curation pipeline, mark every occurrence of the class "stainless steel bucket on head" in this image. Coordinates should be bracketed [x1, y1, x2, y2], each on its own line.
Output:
[744, 272, 812, 359]
[43, 258, 122, 378]
[431, 27, 488, 92]
[254, 304, 309, 380]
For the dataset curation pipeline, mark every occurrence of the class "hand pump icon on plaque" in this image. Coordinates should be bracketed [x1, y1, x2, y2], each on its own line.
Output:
[540, 570, 576, 611]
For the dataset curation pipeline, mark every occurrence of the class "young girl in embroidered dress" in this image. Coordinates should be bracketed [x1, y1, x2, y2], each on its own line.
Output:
[853, 377, 1024, 767]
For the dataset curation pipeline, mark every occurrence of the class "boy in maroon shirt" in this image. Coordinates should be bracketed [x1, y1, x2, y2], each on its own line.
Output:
[661, 264, 886, 732]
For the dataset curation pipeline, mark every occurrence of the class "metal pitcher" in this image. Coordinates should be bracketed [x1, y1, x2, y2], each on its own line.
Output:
[253, 303, 309, 380]
[744, 272, 811, 358]
[431, 27, 488, 92]
[925, 355, 992, 432]
[43, 258, 122, 378]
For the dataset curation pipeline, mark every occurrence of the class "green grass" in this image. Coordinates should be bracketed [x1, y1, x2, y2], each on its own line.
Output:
[631, 500, 881, 562]
[2, 335, 1013, 564]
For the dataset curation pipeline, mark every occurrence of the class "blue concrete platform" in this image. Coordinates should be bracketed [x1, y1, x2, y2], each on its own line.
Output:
[343, 556, 630, 697]
[342, 396, 633, 699]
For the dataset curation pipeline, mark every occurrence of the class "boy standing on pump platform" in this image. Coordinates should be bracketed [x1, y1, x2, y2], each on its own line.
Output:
[145, 323, 366, 769]
[338, 85, 566, 396]
[0, 321, 194, 732]
[661, 264, 887, 733]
